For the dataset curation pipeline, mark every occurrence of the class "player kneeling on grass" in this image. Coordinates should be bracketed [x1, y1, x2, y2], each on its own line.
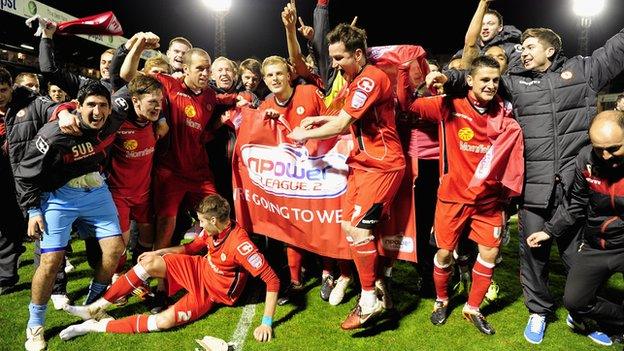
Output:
[60, 194, 280, 342]
[406, 55, 524, 335]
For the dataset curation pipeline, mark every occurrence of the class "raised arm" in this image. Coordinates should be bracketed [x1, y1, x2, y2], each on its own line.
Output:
[109, 33, 141, 91]
[37, 20, 87, 98]
[120, 33, 161, 82]
[588, 28, 624, 92]
[282, 0, 313, 80]
[461, 0, 492, 69]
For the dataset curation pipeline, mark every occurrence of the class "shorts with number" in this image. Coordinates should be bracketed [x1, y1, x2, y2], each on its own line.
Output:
[343, 168, 404, 229]
[433, 199, 504, 251]
[163, 254, 215, 325]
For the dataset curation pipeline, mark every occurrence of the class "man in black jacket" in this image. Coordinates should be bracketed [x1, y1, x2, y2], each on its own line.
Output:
[432, 25, 624, 344]
[10, 82, 127, 351]
[528, 110, 624, 347]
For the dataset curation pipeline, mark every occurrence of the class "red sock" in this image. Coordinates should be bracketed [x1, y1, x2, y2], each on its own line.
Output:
[286, 246, 303, 284]
[350, 240, 378, 290]
[433, 257, 452, 301]
[338, 259, 352, 277]
[103, 267, 145, 302]
[318, 0, 329, 7]
[467, 256, 495, 309]
[106, 315, 149, 334]
[115, 250, 127, 274]
[321, 257, 334, 276]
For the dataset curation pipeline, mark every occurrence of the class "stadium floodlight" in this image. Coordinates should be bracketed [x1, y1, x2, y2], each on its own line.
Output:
[572, 0, 605, 18]
[203, 0, 232, 12]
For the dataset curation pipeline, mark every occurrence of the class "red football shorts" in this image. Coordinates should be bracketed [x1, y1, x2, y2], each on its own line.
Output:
[154, 167, 217, 217]
[162, 254, 215, 325]
[343, 168, 404, 229]
[433, 199, 505, 251]
[112, 192, 153, 233]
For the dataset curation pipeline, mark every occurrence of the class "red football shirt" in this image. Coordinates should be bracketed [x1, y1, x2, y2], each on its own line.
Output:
[107, 120, 156, 197]
[183, 223, 275, 306]
[409, 94, 506, 204]
[341, 65, 405, 172]
[155, 74, 216, 181]
[259, 84, 326, 128]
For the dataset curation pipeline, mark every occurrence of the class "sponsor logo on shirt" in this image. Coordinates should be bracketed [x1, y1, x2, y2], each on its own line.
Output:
[459, 141, 490, 154]
[184, 104, 197, 118]
[125, 146, 155, 158]
[452, 112, 473, 122]
[123, 139, 138, 151]
[457, 127, 474, 141]
[240, 142, 349, 199]
[236, 241, 254, 256]
[220, 252, 227, 261]
[351, 90, 368, 109]
[185, 118, 202, 130]
[207, 255, 224, 275]
[247, 253, 263, 269]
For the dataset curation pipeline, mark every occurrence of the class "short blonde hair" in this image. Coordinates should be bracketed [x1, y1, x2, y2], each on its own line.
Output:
[261, 56, 289, 76]
[143, 54, 171, 74]
[168, 36, 192, 50]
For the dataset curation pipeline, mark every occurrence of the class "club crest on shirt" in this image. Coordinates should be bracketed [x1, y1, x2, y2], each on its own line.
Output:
[561, 70, 573, 80]
[458, 127, 474, 142]
[356, 77, 375, 93]
[296, 106, 305, 115]
[220, 252, 227, 261]
[123, 139, 138, 151]
[184, 104, 197, 118]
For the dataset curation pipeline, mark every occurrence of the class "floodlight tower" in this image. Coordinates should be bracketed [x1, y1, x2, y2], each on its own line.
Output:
[572, 0, 606, 56]
[204, 0, 232, 57]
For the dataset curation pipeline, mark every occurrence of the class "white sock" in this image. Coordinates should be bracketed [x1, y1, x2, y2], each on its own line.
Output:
[147, 315, 160, 332]
[359, 289, 377, 309]
[59, 318, 111, 341]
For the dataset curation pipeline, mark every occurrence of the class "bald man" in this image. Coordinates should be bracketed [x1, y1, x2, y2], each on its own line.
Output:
[527, 110, 624, 346]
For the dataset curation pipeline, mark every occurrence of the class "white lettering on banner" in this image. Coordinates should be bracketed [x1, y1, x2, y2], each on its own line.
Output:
[381, 235, 414, 254]
[241, 143, 349, 199]
[367, 45, 397, 60]
[233, 188, 343, 224]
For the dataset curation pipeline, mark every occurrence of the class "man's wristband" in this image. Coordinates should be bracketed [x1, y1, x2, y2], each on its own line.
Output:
[261, 315, 273, 327]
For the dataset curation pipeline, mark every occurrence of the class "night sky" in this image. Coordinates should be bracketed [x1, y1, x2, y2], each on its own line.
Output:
[5, 0, 624, 63]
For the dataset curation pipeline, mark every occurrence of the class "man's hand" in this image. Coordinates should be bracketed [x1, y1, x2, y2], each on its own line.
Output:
[142, 32, 160, 50]
[526, 231, 551, 248]
[253, 324, 272, 342]
[155, 119, 169, 140]
[297, 17, 314, 41]
[236, 95, 250, 108]
[58, 110, 82, 136]
[27, 215, 45, 240]
[281, 1, 297, 29]
[300, 116, 328, 129]
[263, 108, 282, 120]
[287, 126, 308, 143]
[425, 71, 447, 94]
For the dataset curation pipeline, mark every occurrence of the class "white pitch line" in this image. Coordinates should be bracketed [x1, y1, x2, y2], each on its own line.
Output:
[229, 302, 257, 351]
